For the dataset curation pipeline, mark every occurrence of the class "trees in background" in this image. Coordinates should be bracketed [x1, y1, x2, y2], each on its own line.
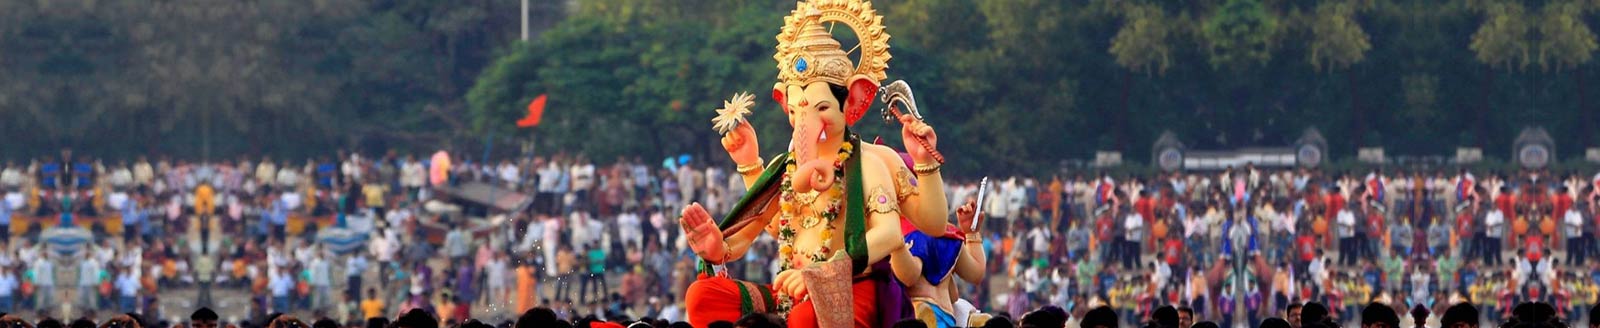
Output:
[2, 0, 1599, 175]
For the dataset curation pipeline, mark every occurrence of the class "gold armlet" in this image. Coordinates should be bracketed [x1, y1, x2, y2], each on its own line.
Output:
[737, 159, 764, 175]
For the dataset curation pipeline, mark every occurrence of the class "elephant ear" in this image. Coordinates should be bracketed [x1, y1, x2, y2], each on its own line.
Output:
[772, 83, 789, 115]
[844, 76, 879, 126]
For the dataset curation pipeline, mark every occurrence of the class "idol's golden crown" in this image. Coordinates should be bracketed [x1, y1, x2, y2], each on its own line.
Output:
[774, 0, 891, 87]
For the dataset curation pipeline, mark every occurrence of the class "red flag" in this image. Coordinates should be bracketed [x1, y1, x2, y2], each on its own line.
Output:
[516, 94, 547, 128]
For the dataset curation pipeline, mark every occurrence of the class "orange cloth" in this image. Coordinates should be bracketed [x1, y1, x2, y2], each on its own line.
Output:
[196, 184, 215, 216]
[361, 298, 386, 319]
[515, 266, 537, 313]
[685, 276, 879, 328]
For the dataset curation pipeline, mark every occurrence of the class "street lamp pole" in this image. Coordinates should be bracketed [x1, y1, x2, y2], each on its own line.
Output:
[521, 0, 529, 41]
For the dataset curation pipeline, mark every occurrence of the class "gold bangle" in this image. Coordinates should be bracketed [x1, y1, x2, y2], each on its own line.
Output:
[737, 159, 764, 175]
[721, 240, 734, 263]
[913, 163, 940, 176]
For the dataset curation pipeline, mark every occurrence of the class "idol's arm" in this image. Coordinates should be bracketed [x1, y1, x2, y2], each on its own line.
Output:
[877, 149, 947, 235]
[954, 239, 986, 284]
[718, 213, 776, 263]
[867, 210, 906, 265]
[888, 241, 923, 285]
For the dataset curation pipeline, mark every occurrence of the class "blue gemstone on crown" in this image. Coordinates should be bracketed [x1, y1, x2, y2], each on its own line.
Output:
[796, 58, 809, 72]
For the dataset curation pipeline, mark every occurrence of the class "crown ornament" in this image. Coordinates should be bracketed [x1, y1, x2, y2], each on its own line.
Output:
[774, 0, 892, 87]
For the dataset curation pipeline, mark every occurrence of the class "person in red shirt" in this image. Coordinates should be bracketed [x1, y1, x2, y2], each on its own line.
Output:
[1325, 187, 1346, 223]
[1164, 236, 1183, 268]
[1526, 234, 1545, 263]
[1496, 186, 1516, 220]
[1554, 187, 1574, 218]
[1296, 235, 1316, 275]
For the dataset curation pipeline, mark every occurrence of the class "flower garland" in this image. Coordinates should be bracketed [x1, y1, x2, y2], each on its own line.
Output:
[773, 133, 855, 312]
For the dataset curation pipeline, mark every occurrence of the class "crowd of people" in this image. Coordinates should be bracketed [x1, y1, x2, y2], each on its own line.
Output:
[4, 147, 1600, 328]
[974, 165, 1600, 328]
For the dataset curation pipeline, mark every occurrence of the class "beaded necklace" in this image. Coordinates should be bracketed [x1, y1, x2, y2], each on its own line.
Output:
[776, 134, 855, 270]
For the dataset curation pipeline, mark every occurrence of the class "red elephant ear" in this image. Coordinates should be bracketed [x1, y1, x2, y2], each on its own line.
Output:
[844, 78, 878, 126]
[772, 88, 788, 115]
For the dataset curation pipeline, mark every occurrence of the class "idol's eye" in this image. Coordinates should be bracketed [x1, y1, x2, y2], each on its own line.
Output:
[818, 104, 829, 112]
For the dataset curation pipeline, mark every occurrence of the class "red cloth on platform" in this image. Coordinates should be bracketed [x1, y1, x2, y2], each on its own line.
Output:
[685, 275, 881, 328]
[785, 278, 879, 328]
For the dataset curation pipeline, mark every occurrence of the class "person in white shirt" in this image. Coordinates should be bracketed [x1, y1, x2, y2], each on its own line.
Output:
[133, 157, 155, 188]
[401, 156, 426, 197]
[32, 254, 54, 308]
[345, 254, 368, 304]
[1336, 209, 1357, 265]
[268, 267, 294, 313]
[77, 257, 102, 309]
[536, 161, 563, 215]
[1123, 212, 1145, 268]
[1513, 255, 1533, 287]
[114, 266, 139, 313]
[617, 211, 642, 248]
[1565, 206, 1586, 265]
[484, 252, 509, 306]
[674, 164, 697, 205]
[1485, 209, 1506, 265]
[1410, 263, 1431, 306]
[1152, 260, 1172, 291]
[572, 157, 597, 210]
[1027, 225, 1051, 255]
[1308, 252, 1328, 288]
[256, 157, 277, 187]
[542, 216, 563, 278]
[498, 160, 521, 188]
[1537, 255, 1556, 287]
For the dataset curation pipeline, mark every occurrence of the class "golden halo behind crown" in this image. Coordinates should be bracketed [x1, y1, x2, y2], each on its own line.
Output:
[774, 0, 891, 86]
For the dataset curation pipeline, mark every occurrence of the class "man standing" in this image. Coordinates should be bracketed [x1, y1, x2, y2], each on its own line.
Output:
[1337, 208, 1358, 265]
[310, 252, 333, 311]
[114, 266, 139, 313]
[444, 224, 471, 264]
[1486, 203, 1506, 265]
[32, 253, 53, 310]
[1124, 209, 1146, 269]
[0, 266, 15, 313]
[269, 267, 294, 313]
[76, 254, 101, 309]
[580, 242, 607, 304]
[346, 253, 368, 306]
[1566, 197, 1587, 265]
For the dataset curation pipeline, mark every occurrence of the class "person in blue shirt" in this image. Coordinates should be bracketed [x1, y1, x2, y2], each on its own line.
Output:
[73, 160, 94, 190]
[39, 159, 61, 190]
[0, 266, 16, 312]
[317, 157, 338, 190]
[0, 193, 9, 244]
[122, 192, 146, 242]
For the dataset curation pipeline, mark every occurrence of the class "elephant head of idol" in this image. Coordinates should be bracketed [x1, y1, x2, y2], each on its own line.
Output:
[771, 12, 879, 194]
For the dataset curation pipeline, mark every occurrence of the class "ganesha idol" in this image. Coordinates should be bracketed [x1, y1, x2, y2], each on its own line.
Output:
[675, 0, 973, 327]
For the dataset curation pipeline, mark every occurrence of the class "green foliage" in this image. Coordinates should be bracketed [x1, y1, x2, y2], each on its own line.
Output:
[1471, 2, 1533, 69]
[1307, 2, 1372, 70]
[1535, 1, 1599, 70]
[1110, 4, 1177, 74]
[3, 0, 1600, 177]
[1202, 0, 1281, 69]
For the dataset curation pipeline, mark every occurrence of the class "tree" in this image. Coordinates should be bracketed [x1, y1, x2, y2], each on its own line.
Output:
[1201, 0, 1281, 69]
[1110, 4, 1177, 74]
[1306, 2, 1371, 71]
